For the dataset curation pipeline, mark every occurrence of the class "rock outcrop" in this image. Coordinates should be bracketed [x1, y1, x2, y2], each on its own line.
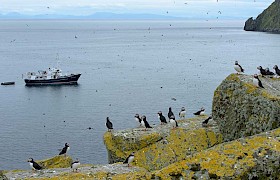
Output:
[104, 116, 222, 171]
[154, 127, 280, 179]
[244, 0, 280, 32]
[213, 74, 280, 142]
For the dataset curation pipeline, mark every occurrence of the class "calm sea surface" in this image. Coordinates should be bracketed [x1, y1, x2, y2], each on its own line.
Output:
[0, 20, 279, 170]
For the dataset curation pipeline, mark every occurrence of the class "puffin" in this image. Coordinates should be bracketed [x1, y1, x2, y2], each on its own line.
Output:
[193, 107, 205, 116]
[168, 107, 175, 121]
[106, 117, 113, 131]
[123, 152, 135, 167]
[234, 61, 244, 74]
[134, 114, 142, 127]
[202, 116, 212, 127]
[71, 159, 80, 172]
[169, 115, 178, 129]
[179, 107, 186, 119]
[257, 66, 267, 76]
[265, 68, 275, 76]
[158, 111, 167, 125]
[253, 74, 264, 88]
[27, 158, 42, 171]
[273, 65, 280, 76]
[141, 115, 152, 130]
[59, 143, 70, 156]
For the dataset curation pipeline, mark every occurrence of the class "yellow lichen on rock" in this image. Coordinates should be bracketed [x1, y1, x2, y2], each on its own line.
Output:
[154, 127, 280, 179]
[37, 155, 72, 169]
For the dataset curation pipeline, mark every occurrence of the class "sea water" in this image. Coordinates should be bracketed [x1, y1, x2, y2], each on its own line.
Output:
[0, 20, 279, 170]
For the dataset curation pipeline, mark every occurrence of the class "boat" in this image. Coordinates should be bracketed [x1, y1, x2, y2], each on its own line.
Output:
[24, 68, 81, 86]
[1, 82, 15, 85]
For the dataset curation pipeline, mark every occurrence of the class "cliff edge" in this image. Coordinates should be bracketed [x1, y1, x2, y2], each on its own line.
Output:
[244, 0, 280, 32]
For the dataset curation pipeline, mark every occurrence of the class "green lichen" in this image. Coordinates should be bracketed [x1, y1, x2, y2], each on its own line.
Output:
[37, 155, 72, 169]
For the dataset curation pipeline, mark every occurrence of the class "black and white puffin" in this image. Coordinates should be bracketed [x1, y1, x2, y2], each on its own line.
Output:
[123, 152, 135, 167]
[168, 107, 175, 121]
[169, 115, 178, 129]
[202, 116, 212, 127]
[257, 66, 267, 76]
[27, 158, 42, 171]
[141, 115, 152, 130]
[71, 159, 80, 172]
[234, 61, 244, 74]
[253, 74, 264, 88]
[265, 68, 275, 76]
[273, 65, 280, 76]
[179, 107, 186, 119]
[193, 107, 205, 116]
[134, 114, 142, 127]
[158, 111, 167, 125]
[59, 143, 70, 155]
[106, 117, 113, 131]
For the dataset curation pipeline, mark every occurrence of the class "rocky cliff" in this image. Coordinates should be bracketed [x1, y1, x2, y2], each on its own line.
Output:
[244, 0, 280, 32]
[213, 74, 280, 142]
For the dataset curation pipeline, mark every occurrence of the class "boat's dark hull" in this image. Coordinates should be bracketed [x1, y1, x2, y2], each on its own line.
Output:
[24, 74, 81, 86]
[1, 82, 15, 85]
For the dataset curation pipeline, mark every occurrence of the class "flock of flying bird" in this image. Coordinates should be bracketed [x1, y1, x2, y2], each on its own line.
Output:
[28, 61, 279, 171]
[234, 61, 280, 88]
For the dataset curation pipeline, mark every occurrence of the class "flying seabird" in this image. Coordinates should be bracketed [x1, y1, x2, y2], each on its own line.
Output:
[234, 61, 244, 74]
[170, 115, 178, 129]
[27, 158, 42, 171]
[253, 74, 264, 88]
[158, 111, 167, 125]
[59, 143, 70, 156]
[179, 107, 186, 119]
[71, 159, 80, 172]
[202, 116, 212, 127]
[134, 114, 142, 127]
[106, 117, 113, 131]
[141, 115, 152, 130]
[193, 107, 205, 116]
[168, 107, 175, 121]
[257, 66, 267, 76]
[273, 65, 280, 76]
[123, 152, 135, 167]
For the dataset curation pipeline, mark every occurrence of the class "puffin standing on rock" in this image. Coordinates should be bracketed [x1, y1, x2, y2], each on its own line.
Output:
[71, 159, 80, 172]
[134, 114, 142, 127]
[273, 65, 280, 77]
[193, 107, 205, 116]
[59, 143, 70, 156]
[106, 117, 113, 131]
[179, 107, 186, 119]
[170, 115, 178, 129]
[27, 158, 42, 171]
[168, 107, 175, 122]
[257, 66, 267, 76]
[123, 152, 135, 167]
[202, 116, 212, 127]
[158, 111, 167, 125]
[253, 74, 264, 88]
[234, 61, 244, 74]
[141, 115, 152, 130]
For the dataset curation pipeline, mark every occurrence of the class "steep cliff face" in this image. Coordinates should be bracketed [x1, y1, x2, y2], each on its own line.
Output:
[212, 74, 280, 142]
[244, 0, 280, 32]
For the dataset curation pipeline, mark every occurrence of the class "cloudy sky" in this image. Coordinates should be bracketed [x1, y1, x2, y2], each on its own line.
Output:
[0, 0, 274, 19]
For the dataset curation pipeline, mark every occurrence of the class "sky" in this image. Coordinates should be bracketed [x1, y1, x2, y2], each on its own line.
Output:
[0, 0, 275, 19]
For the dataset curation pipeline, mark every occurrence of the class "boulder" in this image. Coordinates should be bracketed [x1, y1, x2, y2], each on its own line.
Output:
[104, 116, 222, 171]
[154, 127, 280, 179]
[212, 74, 280, 141]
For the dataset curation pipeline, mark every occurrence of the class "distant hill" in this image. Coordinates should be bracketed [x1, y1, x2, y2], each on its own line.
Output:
[244, 0, 280, 32]
[0, 12, 178, 20]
